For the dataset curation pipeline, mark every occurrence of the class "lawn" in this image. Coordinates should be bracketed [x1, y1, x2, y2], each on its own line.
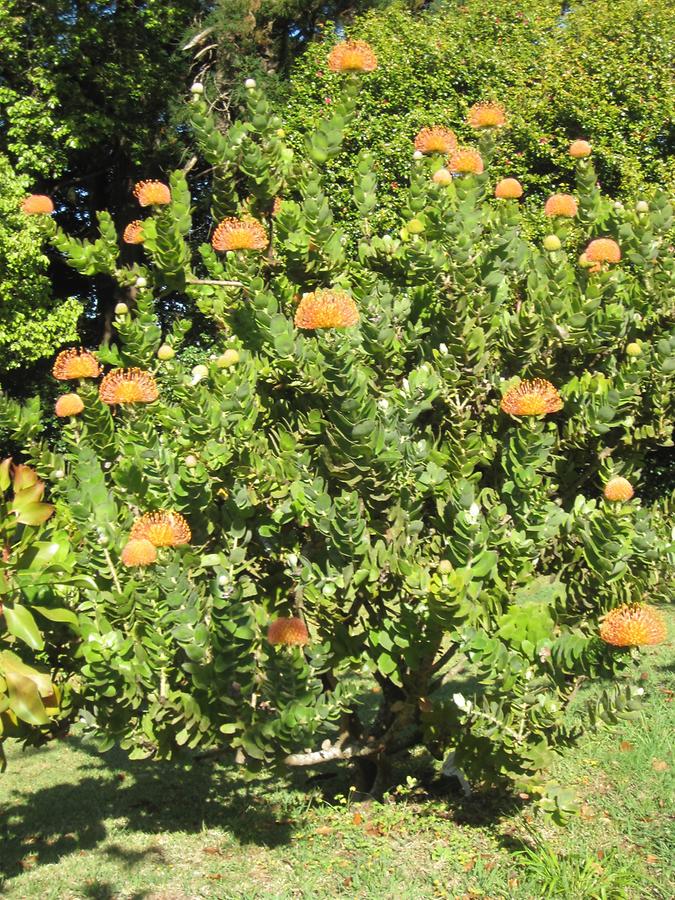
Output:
[1, 609, 673, 900]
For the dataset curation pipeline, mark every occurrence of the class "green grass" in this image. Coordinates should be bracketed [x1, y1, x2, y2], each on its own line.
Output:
[1, 613, 673, 900]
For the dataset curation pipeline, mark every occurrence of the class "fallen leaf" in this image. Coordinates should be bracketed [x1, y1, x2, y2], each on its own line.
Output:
[652, 759, 669, 772]
[315, 825, 333, 836]
[645, 855, 659, 865]
[206, 873, 223, 881]
[203, 846, 221, 856]
[596, 849, 605, 860]
[463, 858, 476, 871]
[343, 877, 353, 888]
[619, 741, 634, 752]
[364, 822, 384, 837]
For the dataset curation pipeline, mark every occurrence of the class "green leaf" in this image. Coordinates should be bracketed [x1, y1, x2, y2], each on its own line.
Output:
[3, 604, 45, 650]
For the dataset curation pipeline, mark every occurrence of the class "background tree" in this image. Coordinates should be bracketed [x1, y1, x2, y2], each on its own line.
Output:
[0, 155, 81, 383]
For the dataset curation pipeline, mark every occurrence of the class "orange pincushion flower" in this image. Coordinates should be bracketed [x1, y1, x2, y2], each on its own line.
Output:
[545, 194, 578, 218]
[211, 217, 268, 252]
[267, 617, 310, 647]
[495, 178, 523, 199]
[21, 194, 54, 215]
[99, 368, 159, 405]
[569, 140, 592, 158]
[120, 538, 157, 567]
[501, 379, 563, 417]
[52, 348, 101, 380]
[130, 511, 191, 547]
[414, 127, 458, 155]
[294, 289, 360, 330]
[123, 220, 145, 244]
[55, 393, 84, 418]
[467, 101, 506, 129]
[448, 148, 484, 176]
[599, 603, 667, 647]
[327, 40, 378, 73]
[585, 238, 621, 272]
[603, 476, 635, 502]
[133, 180, 171, 207]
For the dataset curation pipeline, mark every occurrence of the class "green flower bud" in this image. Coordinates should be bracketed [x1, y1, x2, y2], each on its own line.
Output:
[114, 302, 129, 316]
[407, 218, 425, 235]
[543, 235, 561, 252]
[192, 364, 209, 380]
[245, 78, 256, 90]
[438, 560, 453, 574]
[635, 200, 649, 214]
[185, 454, 198, 468]
[157, 344, 175, 361]
[626, 342, 642, 357]
[216, 349, 240, 368]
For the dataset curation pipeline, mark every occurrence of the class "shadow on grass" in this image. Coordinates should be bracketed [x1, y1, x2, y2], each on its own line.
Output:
[0, 735, 296, 885]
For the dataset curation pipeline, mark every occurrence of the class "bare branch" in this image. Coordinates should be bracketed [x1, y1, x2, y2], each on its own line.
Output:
[284, 742, 380, 767]
[186, 278, 245, 288]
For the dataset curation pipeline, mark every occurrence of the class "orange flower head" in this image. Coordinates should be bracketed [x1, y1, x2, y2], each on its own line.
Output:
[130, 511, 191, 547]
[545, 193, 578, 218]
[448, 148, 484, 176]
[121, 538, 158, 567]
[414, 127, 458, 155]
[52, 348, 101, 381]
[501, 379, 563, 417]
[211, 217, 268, 252]
[569, 140, 592, 159]
[599, 603, 667, 647]
[585, 238, 621, 272]
[294, 289, 360, 330]
[467, 101, 506, 129]
[133, 180, 171, 207]
[495, 178, 523, 199]
[603, 476, 634, 502]
[327, 40, 378, 73]
[123, 220, 145, 244]
[55, 393, 84, 418]
[267, 617, 310, 647]
[21, 194, 54, 215]
[99, 368, 159, 405]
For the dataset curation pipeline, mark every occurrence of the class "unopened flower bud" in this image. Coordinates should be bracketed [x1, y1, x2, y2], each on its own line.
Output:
[192, 364, 209, 380]
[413, 150, 424, 160]
[114, 302, 129, 316]
[135, 276, 147, 288]
[635, 200, 649, 214]
[276, 128, 286, 138]
[407, 218, 425, 234]
[216, 349, 240, 368]
[244, 78, 257, 90]
[157, 343, 175, 361]
[185, 454, 198, 468]
[432, 167, 453, 186]
[626, 342, 642, 357]
[190, 81, 204, 95]
[543, 235, 561, 252]
[438, 559, 453, 574]
[614, 201, 624, 211]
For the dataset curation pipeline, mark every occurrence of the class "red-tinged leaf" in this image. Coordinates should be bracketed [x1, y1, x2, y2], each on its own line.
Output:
[619, 741, 634, 752]
[12, 465, 39, 491]
[4, 670, 50, 725]
[596, 849, 605, 860]
[12, 502, 54, 526]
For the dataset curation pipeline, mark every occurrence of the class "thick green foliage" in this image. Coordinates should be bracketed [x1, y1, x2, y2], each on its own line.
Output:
[0, 155, 81, 374]
[0, 458, 84, 770]
[1, 62, 673, 812]
[284, 0, 675, 235]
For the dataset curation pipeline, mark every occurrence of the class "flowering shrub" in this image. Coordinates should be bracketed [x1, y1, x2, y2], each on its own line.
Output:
[1, 48, 673, 814]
